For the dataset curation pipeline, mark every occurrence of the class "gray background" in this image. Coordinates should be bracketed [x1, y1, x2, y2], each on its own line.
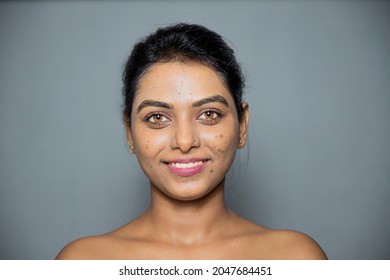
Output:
[1, 0, 389, 260]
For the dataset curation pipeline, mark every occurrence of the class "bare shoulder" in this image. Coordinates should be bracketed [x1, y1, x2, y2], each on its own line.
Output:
[55, 220, 146, 260]
[228, 215, 326, 260]
[258, 228, 327, 260]
[55, 235, 110, 260]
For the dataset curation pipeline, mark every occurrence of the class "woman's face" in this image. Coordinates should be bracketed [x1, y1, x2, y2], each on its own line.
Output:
[126, 61, 248, 201]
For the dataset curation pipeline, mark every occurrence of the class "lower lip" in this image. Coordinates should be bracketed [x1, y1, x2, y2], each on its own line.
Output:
[166, 162, 207, 177]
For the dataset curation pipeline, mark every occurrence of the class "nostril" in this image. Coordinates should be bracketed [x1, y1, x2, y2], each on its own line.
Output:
[170, 123, 200, 151]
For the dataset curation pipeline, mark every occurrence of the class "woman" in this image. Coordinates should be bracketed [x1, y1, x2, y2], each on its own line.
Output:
[56, 23, 327, 259]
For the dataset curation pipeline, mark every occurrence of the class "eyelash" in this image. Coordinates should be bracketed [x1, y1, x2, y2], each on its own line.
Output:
[197, 110, 222, 124]
[143, 110, 222, 128]
[144, 112, 171, 128]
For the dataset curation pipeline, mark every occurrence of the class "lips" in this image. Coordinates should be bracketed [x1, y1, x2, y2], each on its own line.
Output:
[164, 159, 208, 177]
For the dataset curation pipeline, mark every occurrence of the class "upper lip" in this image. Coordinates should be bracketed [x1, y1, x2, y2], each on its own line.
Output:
[163, 158, 209, 164]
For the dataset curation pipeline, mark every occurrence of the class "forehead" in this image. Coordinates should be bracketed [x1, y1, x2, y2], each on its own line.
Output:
[133, 61, 233, 106]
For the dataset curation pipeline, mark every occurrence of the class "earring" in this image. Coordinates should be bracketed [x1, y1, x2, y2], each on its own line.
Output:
[238, 139, 244, 148]
[130, 145, 135, 154]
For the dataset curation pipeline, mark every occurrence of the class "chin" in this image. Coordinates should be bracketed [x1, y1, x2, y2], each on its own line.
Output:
[154, 180, 220, 202]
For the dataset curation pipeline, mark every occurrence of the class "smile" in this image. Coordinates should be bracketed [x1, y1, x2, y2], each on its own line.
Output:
[164, 159, 209, 177]
[170, 161, 204, 168]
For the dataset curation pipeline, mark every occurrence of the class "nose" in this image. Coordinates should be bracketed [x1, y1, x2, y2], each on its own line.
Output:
[170, 119, 200, 152]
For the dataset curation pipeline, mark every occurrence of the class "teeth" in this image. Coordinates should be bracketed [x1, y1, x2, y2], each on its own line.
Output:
[170, 161, 204, 168]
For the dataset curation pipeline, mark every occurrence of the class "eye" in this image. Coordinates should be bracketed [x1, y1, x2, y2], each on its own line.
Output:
[145, 113, 171, 127]
[197, 110, 221, 124]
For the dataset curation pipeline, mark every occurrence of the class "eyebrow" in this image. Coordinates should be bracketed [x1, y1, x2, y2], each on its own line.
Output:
[136, 95, 229, 114]
[192, 95, 229, 108]
[137, 100, 172, 113]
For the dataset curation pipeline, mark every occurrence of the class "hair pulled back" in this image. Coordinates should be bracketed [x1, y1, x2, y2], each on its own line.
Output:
[122, 23, 245, 125]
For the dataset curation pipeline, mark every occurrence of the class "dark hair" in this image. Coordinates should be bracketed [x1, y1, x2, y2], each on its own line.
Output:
[122, 23, 245, 125]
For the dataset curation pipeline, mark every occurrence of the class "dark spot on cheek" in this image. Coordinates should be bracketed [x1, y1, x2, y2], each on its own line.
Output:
[220, 134, 223, 138]
[147, 140, 150, 143]
[210, 169, 214, 173]
[218, 149, 224, 153]
[145, 146, 148, 150]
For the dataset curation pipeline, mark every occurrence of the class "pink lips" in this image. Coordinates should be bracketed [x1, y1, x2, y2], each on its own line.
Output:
[165, 158, 208, 177]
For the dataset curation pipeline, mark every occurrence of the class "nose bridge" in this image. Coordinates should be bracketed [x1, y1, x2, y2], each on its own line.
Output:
[172, 115, 197, 151]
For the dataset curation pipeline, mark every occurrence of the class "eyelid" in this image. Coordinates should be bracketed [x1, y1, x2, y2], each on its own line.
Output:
[143, 112, 172, 128]
[197, 108, 222, 118]
[196, 109, 222, 124]
[144, 111, 171, 121]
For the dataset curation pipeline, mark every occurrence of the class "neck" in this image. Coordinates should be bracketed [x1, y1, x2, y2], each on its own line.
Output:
[144, 179, 231, 246]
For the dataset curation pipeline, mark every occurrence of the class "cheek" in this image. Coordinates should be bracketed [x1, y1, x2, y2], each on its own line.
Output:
[204, 126, 238, 155]
[133, 128, 169, 167]
[134, 125, 168, 149]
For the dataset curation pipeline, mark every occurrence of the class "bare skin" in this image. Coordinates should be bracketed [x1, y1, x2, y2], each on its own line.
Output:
[56, 62, 327, 260]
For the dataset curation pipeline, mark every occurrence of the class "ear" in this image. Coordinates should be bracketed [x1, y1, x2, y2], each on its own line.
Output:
[123, 112, 135, 154]
[238, 102, 249, 149]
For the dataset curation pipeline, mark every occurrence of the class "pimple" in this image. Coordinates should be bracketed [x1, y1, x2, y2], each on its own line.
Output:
[219, 134, 223, 138]
[145, 146, 148, 149]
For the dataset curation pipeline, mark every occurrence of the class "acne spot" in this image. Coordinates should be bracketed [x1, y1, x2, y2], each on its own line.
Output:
[210, 169, 214, 173]
[145, 146, 148, 150]
[147, 140, 150, 143]
[218, 149, 224, 153]
[219, 134, 223, 138]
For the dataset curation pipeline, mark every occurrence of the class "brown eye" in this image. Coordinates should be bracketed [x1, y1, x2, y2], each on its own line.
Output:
[152, 114, 162, 123]
[198, 110, 221, 124]
[205, 111, 213, 119]
[145, 113, 170, 127]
